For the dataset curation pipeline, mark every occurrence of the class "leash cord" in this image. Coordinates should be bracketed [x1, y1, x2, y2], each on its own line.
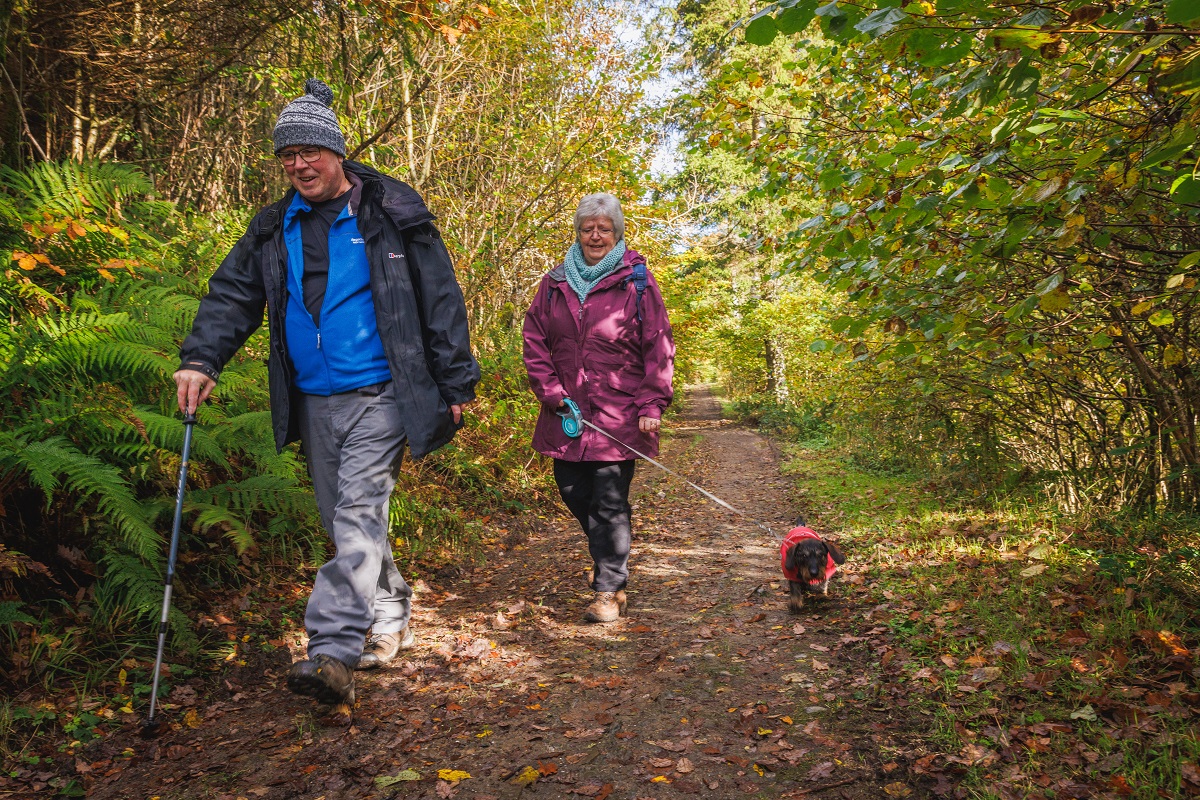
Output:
[578, 418, 779, 540]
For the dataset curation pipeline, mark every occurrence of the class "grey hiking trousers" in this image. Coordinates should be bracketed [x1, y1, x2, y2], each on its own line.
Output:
[297, 381, 410, 667]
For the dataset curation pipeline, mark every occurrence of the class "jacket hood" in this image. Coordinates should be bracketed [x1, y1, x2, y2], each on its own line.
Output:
[344, 160, 435, 230]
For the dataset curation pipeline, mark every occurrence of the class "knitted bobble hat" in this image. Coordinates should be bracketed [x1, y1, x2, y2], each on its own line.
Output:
[272, 78, 346, 156]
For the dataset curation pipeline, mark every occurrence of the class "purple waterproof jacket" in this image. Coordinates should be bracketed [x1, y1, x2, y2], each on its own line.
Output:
[523, 248, 675, 461]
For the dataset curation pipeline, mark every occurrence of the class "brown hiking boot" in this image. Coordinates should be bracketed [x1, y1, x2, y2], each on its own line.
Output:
[286, 654, 355, 705]
[355, 627, 416, 670]
[583, 591, 627, 623]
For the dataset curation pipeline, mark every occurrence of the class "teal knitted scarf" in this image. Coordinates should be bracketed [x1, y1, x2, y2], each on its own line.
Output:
[564, 240, 626, 304]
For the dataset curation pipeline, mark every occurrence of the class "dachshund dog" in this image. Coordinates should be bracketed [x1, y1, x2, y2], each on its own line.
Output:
[780, 517, 845, 614]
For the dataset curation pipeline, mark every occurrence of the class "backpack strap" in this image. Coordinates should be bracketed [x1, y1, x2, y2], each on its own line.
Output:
[630, 262, 648, 322]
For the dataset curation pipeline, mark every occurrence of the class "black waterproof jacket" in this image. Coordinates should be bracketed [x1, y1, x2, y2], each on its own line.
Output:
[179, 161, 479, 458]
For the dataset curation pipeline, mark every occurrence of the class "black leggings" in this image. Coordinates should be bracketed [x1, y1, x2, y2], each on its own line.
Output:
[553, 459, 637, 592]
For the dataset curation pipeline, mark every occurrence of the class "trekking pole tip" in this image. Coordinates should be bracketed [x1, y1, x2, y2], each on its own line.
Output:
[139, 717, 166, 738]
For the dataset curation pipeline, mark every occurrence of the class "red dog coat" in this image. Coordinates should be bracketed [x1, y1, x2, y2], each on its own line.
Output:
[780, 526, 838, 584]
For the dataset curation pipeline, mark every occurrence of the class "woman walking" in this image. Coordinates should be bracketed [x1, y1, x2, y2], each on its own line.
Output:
[523, 193, 675, 623]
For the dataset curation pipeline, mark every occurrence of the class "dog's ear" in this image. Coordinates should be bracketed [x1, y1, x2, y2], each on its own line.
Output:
[784, 544, 801, 572]
[826, 540, 846, 565]
[794, 515, 807, 528]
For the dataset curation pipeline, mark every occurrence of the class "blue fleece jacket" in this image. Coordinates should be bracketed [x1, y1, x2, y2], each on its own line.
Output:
[282, 190, 391, 395]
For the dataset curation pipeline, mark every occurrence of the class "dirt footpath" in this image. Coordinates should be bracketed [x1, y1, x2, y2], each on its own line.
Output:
[83, 385, 933, 800]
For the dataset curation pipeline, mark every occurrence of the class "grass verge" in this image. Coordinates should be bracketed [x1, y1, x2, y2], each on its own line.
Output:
[778, 439, 1200, 800]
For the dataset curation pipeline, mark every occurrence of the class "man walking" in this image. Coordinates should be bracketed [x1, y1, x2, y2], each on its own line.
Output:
[174, 79, 479, 707]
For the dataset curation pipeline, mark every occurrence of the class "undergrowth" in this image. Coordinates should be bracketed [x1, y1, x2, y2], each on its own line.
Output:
[729, 393, 1200, 799]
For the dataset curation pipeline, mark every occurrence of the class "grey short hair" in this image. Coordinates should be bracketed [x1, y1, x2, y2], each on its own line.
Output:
[574, 193, 625, 242]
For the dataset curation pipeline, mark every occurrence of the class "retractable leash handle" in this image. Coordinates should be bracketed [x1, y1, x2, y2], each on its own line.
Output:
[143, 410, 196, 736]
[557, 397, 583, 438]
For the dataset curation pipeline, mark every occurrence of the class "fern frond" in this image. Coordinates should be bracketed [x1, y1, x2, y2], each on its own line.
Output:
[95, 549, 195, 651]
[0, 600, 37, 626]
[131, 408, 230, 469]
[19, 438, 161, 560]
[188, 503, 255, 555]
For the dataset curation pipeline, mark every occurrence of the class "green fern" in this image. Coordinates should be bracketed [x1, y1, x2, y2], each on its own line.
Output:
[1, 435, 160, 561]
[95, 549, 195, 651]
[0, 601, 36, 627]
[0, 161, 155, 226]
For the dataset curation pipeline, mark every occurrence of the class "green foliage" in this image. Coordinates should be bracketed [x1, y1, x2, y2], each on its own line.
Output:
[0, 161, 321, 691]
[677, 0, 1200, 509]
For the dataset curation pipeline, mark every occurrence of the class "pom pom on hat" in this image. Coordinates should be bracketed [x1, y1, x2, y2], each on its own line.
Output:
[273, 78, 346, 156]
[305, 78, 334, 108]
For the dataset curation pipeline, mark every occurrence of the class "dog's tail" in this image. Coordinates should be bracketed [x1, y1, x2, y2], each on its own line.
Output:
[794, 515, 807, 528]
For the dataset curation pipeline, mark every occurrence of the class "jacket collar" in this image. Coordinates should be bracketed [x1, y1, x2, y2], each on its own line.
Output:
[247, 160, 433, 238]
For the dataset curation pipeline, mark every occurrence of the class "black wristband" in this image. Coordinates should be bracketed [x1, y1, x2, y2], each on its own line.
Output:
[179, 361, 220, 382]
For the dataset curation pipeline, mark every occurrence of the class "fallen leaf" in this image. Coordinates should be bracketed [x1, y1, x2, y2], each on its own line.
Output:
[646, 740, 686, 752]
[512, 766, 540, 786]
[1020, 564, 1046, 578]
[970, 667, 1002, 684]
[1108, 774, 1134, 796]
[676, 757, 694, 774]
[811, 659, 829, 671]
[437, 769, 471, 782]
[954, 743, 998, 767]
[884, 782, 913, 797]
[375, 770, 421, 787]
[651, 775, 672, 783]
[1139, 629, 1190, 658]
[1062, 629, 1090, 646]
[537, 761, 558, 776]
[1070, 704, 1098, 721]
[808, 761, 835, 779]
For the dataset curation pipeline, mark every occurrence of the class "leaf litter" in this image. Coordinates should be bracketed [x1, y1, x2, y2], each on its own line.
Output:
[33, 386, 1198, 800]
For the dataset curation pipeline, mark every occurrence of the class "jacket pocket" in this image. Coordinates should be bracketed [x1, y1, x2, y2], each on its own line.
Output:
[607, 366, 644, 396]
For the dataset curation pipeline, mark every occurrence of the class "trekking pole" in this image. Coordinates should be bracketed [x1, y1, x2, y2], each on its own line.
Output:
[142, 410, 196, 738]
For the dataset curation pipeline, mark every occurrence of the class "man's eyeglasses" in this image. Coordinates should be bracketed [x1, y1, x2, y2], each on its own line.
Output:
[278, 146, 323, 166]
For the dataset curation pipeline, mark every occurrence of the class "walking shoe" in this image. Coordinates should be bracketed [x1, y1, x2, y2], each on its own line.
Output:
[584, 570, 628, 617]
[286, 654, 355, 705]
[583, 591, 626, 623]
[355, 627, 416, 670]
